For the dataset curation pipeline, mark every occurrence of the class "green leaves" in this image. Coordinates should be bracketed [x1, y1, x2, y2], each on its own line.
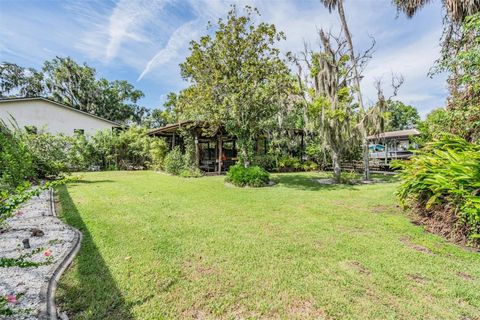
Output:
[226, 164, 270, 187]
[179, 5, 291, 166]
[1, 57, 145, 124]
[385, 100, 420, 131]
[396, 134, 480, 242]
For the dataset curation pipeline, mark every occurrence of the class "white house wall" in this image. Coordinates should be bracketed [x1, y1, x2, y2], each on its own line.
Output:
[0, 100, 115, 136]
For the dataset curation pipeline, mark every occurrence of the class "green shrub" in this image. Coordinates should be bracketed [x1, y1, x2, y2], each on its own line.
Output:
[66, 134, 92, 171]
[150, 138, 168, 170]
[278, 156, 318, 172]
[226, 164, 270, 187]
[278, 156, 302, 171]
[394, 135, 480, 244]
[253, 154, 277, 171]
[302, 160, 318, 171]
[340, 171, 358, 184]
[0, 121, 34, 190]
[1, 178, 73, 225]
[164, 147, 185, 175]
[179, 167, 203, 178]
[26, 133, 71, 178]
[114, 127, 152, 169]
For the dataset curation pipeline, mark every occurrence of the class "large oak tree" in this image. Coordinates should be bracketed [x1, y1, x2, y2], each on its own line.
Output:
[179, 6, 291, 167]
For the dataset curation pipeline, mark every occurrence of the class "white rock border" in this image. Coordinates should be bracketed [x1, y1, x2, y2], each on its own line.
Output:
[0, 189, 82, 320]
[38, 189, 82, 320]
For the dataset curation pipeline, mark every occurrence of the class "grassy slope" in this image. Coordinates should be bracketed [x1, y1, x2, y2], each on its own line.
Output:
[56, 171, 480, 320]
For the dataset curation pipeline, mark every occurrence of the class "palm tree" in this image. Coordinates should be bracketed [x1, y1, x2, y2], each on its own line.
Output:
[393, 0, 480, 23]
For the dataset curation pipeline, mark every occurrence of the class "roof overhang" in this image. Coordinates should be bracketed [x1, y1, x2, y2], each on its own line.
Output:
[368, 129, 420, 141]
[147, 120, 199, 136]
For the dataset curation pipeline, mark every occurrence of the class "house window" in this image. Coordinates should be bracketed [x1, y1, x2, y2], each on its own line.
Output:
[74, 129, 85, 135]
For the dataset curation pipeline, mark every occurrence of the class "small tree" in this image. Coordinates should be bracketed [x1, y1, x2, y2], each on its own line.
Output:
[179, 6, 291, 167]
[292, 29, 397, 182]
[292, 30, 362, 182]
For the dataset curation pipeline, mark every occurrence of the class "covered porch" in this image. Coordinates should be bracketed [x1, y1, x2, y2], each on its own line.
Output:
[148, 121, 270, 173]
[368, 129, 420, 164]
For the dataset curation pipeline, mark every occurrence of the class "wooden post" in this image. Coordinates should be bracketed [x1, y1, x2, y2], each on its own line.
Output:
[218, 134, 223, 173]
[194, 130, 200, 167]
[172, 133, 176, 149]
[384, 140, 388, 166]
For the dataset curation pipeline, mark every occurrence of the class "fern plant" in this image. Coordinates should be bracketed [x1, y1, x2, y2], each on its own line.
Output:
[393, 135, 480, 243]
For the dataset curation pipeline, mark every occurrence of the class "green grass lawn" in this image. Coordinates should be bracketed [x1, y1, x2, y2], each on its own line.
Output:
[55, 171, 480, 320]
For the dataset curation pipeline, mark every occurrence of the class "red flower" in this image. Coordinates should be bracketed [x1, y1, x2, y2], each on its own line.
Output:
[6, 294, 17, 304]
[44, 249, 52, 257]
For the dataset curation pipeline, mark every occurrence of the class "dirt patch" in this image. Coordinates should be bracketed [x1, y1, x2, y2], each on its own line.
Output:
[286, 298, 327, 319]
[181, 308, 209, 320]
[408, 273, 428, 284]
[371, 204, 402, 215]
[348, 261, 371, 275]
[337, 226, 371, 236]
[182, 256, 219, 282]
[156, 277, 177, 292]
[457, 271, 475, 281]
[407, 202, 479, 248]
[400, 237, 434, 255]
[315, 178, 336, 185]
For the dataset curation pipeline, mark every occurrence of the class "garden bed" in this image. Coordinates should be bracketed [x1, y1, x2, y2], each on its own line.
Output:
[0, 190, 80, 319]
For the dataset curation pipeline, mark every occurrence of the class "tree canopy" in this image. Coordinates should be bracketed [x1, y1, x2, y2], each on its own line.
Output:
[178, 6, 292, 166]
[1, 57, 146, 124]
[385, 100, 420, 131]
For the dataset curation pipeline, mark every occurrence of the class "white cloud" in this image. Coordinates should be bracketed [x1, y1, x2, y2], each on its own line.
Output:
[1, 0, 448, 111]
[138, 20, 200, 81]
[105, 0, 159, 60]
[76, 0, 169, 63]
[363, 29, 447, 115]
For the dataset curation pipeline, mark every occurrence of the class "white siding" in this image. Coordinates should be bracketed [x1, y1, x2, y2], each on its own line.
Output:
[0, 99, 116, 136]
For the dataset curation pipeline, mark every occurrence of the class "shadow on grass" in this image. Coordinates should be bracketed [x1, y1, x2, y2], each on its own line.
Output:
[55, 185, 134, 319]
[370, 173, 400, 183]
[272, 173, 358, 191]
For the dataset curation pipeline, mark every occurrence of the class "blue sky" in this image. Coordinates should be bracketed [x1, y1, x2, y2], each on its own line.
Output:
[0, 0, 447, 116]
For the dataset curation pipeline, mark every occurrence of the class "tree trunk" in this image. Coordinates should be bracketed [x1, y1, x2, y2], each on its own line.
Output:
[332, 150, 341, 183]
[237, 137, 251, 168]
[363, 139, 370, 180]
[241, 147, 250, 168]
[337, 0, 370, 180]
[217, 134, 223, 173]
[194, 130, 200, 167]
[337, 0, 364, 113]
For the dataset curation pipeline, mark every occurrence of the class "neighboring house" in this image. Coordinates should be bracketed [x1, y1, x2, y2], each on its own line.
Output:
[368, 129, 420, 162]
[0, 97, 120, 136]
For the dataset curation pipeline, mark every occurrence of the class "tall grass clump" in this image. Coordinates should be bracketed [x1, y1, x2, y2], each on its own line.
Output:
[394, 135, 480, 245]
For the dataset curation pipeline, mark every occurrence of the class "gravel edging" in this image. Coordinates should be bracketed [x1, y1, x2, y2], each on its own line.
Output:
[39, 189, 82, 320]
[0, 189, 82, 320]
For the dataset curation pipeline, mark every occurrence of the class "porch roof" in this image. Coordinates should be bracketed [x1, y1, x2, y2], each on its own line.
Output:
[368, 129, 420, 141]
[148, 120, 199, 136]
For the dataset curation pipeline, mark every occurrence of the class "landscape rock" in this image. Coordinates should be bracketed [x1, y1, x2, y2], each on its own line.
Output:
[0, 190, 78, 319]
[30, 229, 45, 237]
